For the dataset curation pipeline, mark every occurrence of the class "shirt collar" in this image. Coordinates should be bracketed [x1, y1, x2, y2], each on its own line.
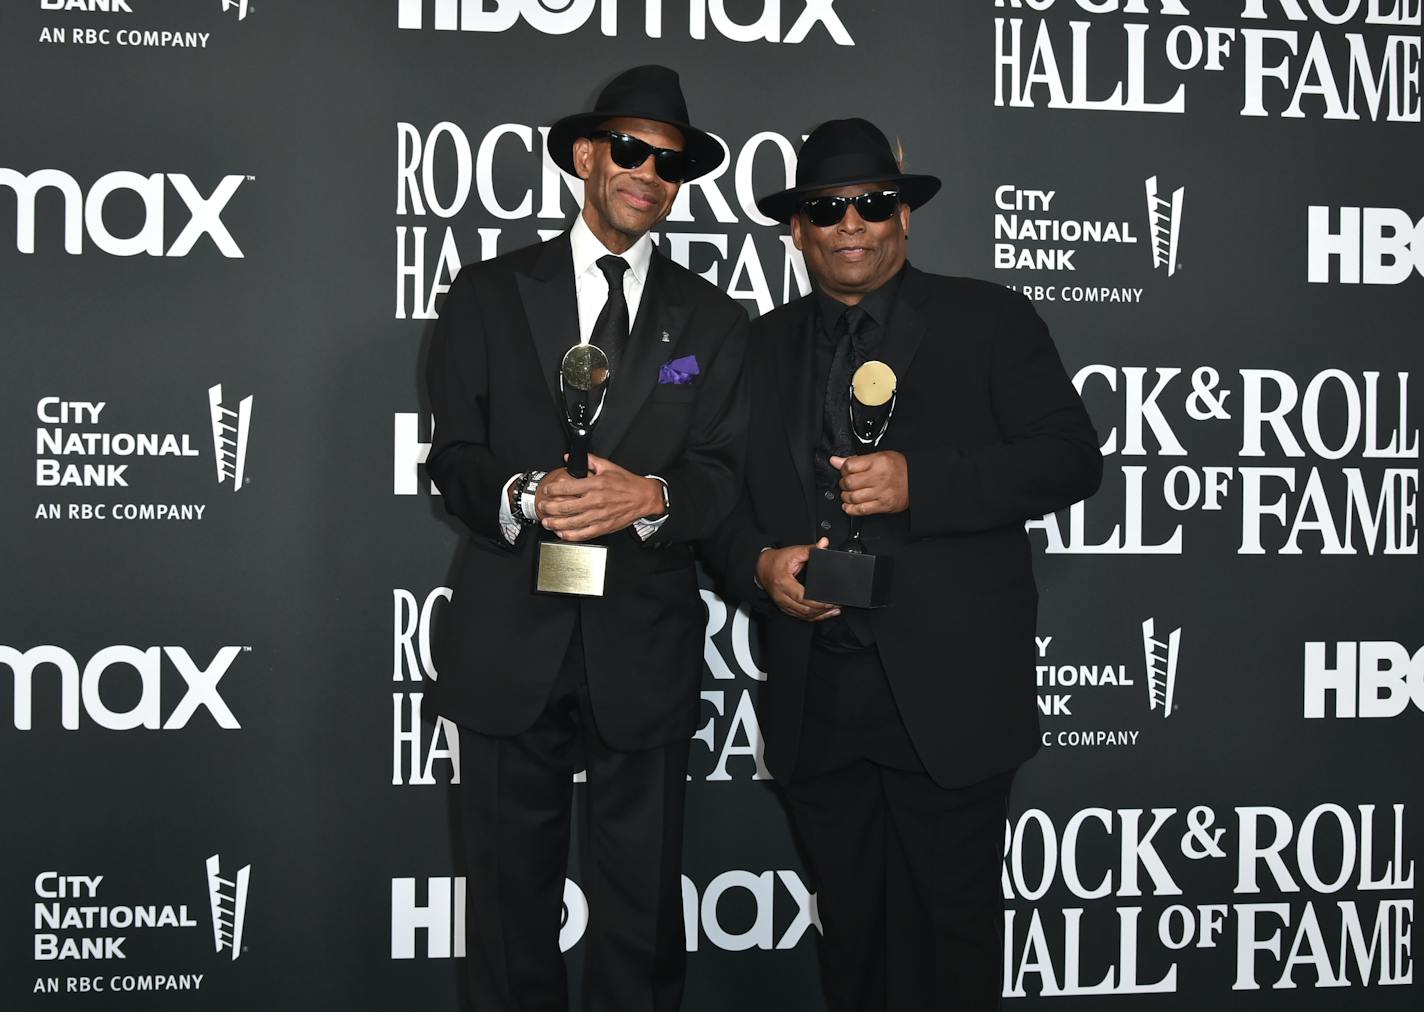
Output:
[814, 262, 907, 333]
[570, 213, 653, 287]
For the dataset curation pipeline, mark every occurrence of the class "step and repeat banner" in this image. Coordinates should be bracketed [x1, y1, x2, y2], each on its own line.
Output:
[2, 1, 1419, 1009]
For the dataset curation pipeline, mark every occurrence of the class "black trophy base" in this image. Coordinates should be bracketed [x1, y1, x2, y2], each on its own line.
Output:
[802, 548, 892, 609]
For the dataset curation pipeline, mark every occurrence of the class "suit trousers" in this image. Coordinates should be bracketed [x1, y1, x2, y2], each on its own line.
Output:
[783, 643, 1015, 1012]
[457, 621, 690, 1012]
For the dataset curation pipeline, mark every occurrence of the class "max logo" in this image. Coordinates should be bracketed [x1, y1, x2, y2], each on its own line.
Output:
[0, 168, 247, 257]
[3, 645, 244, 730]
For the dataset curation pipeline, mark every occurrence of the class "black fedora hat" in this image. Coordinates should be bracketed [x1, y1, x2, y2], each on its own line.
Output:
[758, 118, 941, 224]
[547, 65, 724, 182]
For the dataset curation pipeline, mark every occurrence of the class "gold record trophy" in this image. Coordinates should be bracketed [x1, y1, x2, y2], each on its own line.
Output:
[803, 360, 897, 608]
[535, 344, 611, 596]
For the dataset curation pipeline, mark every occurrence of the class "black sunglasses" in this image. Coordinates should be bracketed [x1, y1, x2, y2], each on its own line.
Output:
[800, 190, 901, 228]
[588, 130, 689, 183]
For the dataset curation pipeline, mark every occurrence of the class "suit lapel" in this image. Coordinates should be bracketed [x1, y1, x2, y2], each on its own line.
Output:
[591, 254, 689, 457]
[774, 299, 817, 518]
[878, 264, 931, 392]
[515, 233, 579, 409]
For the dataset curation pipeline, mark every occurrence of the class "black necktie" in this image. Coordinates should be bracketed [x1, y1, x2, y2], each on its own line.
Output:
[816, 304, 869, 489]
[592, 255, 630, 371]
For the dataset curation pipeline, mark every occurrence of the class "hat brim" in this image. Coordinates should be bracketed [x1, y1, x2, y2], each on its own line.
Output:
[547, 112, 726, 182]
[757, 174, 942, 224]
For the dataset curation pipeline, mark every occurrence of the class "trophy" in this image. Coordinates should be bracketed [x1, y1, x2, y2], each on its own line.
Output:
[803, 360, 897, 608]
[535, 344, 612, 597]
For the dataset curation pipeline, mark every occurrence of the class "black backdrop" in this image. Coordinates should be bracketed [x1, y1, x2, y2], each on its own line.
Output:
[3, 1, 1420, 1009]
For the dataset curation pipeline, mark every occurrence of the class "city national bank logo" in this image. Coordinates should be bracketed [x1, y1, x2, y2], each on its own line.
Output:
[208, 385, 252, 491]
[32, 386, 254, 522]
[39, 1, 131, 10]
[34, 0, 250, 49]
[395, 0, 852, 44]
[1305, 641, 1424, 718]
[1142, 618, 1181, 717]
[996, 176, 1184, 306]
[30, 856, 251, 996]
[205, 856, 250, 960]
[3, 644, 245, 731]
[1309, 206, 1424, 285]
[1037, 617, 1185, 748]
[1145, 176, 1183, 277]
[0, 169, 246, 257]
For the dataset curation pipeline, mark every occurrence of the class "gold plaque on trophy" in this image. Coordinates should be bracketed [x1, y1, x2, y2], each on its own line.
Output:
[535, 541, 608, 597]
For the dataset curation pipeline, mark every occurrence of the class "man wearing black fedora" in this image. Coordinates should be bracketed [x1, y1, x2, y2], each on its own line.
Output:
[425, 65, 748, 1011]
[705, 119, 1101, 1010]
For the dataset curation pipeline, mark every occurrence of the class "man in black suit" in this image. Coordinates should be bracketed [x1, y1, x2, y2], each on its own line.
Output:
[705, 119, 1102, 1011]
[425, 66, 748, 1011]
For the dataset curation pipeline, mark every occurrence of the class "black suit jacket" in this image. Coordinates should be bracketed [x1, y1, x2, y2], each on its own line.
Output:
[426, 232, 749, 751]
[705, 265, 1102, 788]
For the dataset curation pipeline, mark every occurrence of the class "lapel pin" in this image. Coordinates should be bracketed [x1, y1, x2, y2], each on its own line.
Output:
[661, 330, 670, 343]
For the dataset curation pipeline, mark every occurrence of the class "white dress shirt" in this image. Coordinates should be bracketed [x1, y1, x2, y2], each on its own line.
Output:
[570, 212, 652, 343]
[498, 215, 668, 543]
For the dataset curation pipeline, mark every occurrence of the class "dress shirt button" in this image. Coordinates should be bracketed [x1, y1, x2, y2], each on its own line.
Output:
[819, 520, 832, 531]
[824, 490, 836, 501]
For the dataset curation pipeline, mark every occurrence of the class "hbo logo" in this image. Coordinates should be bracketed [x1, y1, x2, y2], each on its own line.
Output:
[1308, 206, 1424, 284]
[1304, 642, 1424, 718]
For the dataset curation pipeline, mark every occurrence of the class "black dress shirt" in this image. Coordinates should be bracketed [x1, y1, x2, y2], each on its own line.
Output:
[808, 267, 905, 652]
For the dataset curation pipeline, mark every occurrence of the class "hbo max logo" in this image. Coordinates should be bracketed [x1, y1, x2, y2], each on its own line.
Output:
[392, 870, 818, 957]
[396, 0, 853, 44]
[392, 877, 589, 958]
[1304, 642, 1424, 718]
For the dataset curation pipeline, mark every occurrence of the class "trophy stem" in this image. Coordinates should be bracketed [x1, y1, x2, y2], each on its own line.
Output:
[843, 520, 865, 555]
[567, 430, 590, 478]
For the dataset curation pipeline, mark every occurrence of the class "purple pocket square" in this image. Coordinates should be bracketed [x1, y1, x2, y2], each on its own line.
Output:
[658, 355, 699, 385]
